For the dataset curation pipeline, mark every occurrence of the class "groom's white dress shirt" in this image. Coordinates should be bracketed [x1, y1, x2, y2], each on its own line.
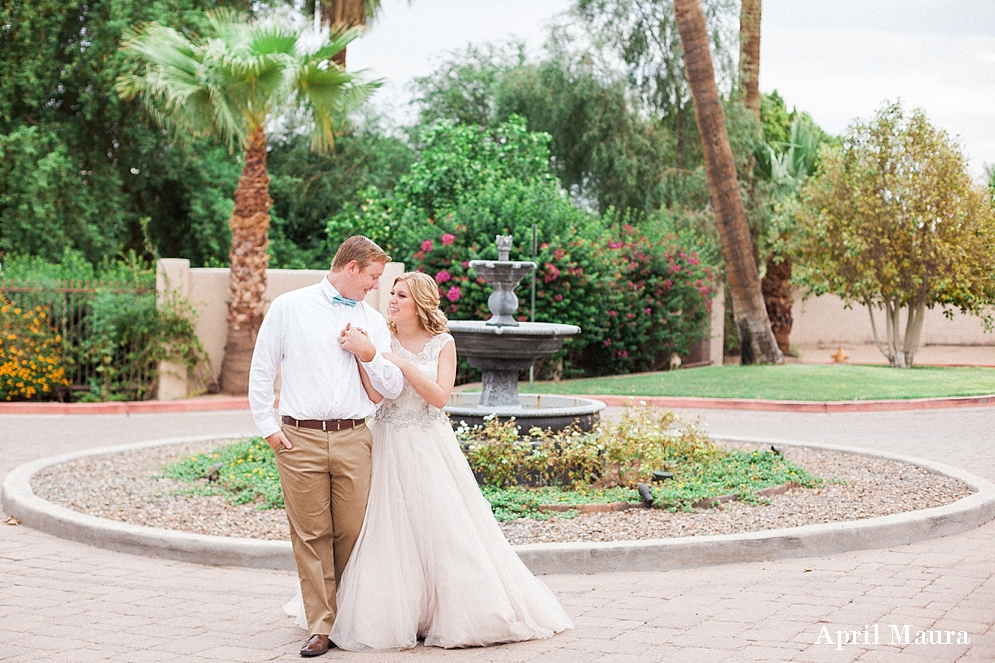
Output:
[248, 277, 405, 439]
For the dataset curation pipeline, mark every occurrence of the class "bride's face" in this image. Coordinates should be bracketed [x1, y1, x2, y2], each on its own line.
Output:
[388, 280, 418, 325]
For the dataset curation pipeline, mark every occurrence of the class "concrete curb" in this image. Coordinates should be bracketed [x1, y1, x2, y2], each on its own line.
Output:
[4, 393, 994, 416]
[2, 435, 294, 570]
[4, 436, 995, 575]
[518, 437, 995, 573]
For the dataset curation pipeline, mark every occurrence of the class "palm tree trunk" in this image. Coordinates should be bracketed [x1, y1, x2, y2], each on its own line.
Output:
[740, 0, 787, 346]
[319, 0, 369, 67]
[674, 0, 782, 365]
[739, 0, 762, 121]
[220, 126, 272, 394]
[761, 254, 792, 354]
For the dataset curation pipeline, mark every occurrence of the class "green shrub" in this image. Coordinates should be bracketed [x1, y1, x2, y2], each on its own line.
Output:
[82, 288, 203, 401]
[1, 253, 204, 401]
[458, 406, 821, 512]
[580, 223, 717, 374]
[457, 406, 717, 489]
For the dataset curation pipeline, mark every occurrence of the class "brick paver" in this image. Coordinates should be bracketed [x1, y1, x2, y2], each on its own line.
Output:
[2, 405, 994, 662]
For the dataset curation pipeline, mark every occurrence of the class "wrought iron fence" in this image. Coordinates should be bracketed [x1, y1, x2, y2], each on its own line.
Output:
[0, 278, 157, 400]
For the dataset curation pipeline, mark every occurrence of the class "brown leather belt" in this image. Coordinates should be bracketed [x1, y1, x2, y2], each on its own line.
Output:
[281, 416, 365, 432]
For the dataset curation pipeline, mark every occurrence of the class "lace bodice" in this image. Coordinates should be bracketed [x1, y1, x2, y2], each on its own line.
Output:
[373, 333, 453, 427]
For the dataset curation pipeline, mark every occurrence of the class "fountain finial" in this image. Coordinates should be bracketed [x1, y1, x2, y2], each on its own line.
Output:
[496, 235, 513, 261]
[469, 236, 536, 327]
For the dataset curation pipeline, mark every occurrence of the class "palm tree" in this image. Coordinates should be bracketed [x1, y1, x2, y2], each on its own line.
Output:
[308, 0, 382, 67]
[118, 9, 375, 393]
[673, 0, 782, 365]
[738, 0, 762, 122]
[755, 115, 823, 352]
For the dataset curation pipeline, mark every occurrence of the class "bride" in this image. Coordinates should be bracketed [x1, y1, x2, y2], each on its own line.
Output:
[288, 271, 573, 651]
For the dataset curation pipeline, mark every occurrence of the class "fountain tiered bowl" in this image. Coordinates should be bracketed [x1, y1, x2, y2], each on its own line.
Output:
[443, 246, 605, 432]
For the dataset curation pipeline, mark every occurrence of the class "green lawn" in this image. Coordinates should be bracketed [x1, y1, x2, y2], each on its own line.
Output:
[507, 364, 995, 401]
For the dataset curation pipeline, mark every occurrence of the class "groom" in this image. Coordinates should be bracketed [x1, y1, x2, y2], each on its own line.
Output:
[248, 236, 404, 657]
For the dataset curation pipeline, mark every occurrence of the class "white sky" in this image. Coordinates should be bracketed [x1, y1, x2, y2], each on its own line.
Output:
[349, 0, 995, 176]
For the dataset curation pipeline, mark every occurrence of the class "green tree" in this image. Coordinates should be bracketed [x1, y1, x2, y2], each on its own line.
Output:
[0, 0, 254, 264]
[573, 0, 739, 164]
[412, 43, 524, 130]
[118, 9, 374, 392]
[328, 115, 581, 257]
[267, 119, 414, 268]
[796, 101, 995, 368]
[753, 110, 829, 353]
[410, 41, 679, 215]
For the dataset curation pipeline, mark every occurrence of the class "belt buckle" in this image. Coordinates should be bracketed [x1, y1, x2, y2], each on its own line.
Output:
[322, 420, 327, 432]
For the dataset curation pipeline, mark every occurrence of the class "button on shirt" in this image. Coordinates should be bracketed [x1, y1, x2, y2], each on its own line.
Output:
[248, 277, 405, 439]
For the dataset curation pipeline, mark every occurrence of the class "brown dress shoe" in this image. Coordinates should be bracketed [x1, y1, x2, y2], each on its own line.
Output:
[300, 634, 331, 657]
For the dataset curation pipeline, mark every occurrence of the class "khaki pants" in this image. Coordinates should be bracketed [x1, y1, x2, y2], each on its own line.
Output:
[275, 422, 372, 635]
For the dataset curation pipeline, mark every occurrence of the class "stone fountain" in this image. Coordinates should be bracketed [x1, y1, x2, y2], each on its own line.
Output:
[445, 236, 606, 431]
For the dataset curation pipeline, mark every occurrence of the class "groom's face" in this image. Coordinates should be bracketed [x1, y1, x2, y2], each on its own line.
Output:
[340, 260, 385, 300]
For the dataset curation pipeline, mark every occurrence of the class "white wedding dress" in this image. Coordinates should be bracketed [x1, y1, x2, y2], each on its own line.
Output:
[285, 332, 573, 650]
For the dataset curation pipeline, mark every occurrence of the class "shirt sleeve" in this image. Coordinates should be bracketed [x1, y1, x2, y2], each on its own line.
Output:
[361, 309, 405, 400]
[248, 299, 284, 438]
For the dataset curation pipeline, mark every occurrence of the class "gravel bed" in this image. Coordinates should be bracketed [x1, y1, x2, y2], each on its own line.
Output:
[31, 440, 973, 544]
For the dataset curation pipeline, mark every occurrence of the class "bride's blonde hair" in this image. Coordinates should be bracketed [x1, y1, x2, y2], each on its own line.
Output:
[388, 271, 450, 336]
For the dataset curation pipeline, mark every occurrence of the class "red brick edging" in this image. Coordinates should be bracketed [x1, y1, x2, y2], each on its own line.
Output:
[592, 394, 995, 412]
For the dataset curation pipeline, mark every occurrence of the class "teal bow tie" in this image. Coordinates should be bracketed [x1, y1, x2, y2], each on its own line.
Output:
[331, 294, 359, 307]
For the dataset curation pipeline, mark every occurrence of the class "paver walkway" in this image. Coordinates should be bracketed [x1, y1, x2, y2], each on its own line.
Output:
[1, 407, 993, 662]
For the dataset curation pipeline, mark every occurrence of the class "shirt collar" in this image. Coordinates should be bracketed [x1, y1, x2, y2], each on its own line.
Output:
[321, 275, 361, 307]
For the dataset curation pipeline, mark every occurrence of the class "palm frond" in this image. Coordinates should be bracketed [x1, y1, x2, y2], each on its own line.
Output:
[311, 28, 360, 62]
[247, 23, 299, 59]
[295, 59, 379, 151]
[789, 115, 822, 179]
[118, 9, 375, 153]
[120, 23, 200, 75]
[207, 8, 248, 47]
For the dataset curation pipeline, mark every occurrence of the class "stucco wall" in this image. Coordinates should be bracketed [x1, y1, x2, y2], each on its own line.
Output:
[156, 259, 403, 399]
[791, 292, 995, 347]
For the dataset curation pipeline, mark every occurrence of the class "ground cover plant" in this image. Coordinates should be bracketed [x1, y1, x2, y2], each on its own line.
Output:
[158, 406, 820, 520]
[512, 364, 995, 401]
[159, 436, 283, 509]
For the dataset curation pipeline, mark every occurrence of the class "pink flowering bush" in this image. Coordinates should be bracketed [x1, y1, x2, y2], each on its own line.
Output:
[409, 222, 714, 376]
[409, 223, 600, 323]
[579, 224, 716, 374]
[340, 115, 717, 376]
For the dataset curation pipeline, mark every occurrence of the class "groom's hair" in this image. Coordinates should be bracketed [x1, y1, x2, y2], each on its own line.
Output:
[331, 236, 390, 272]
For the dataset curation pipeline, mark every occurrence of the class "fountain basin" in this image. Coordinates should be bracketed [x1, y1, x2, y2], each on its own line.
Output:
[447, 320, 582, 410]
[442, 236, 601, 432]
[446, 392, 607, 432]
[447, 320, 580, 371]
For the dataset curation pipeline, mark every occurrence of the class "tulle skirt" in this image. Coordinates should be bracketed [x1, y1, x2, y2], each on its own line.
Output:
[286, 416, 572, 650]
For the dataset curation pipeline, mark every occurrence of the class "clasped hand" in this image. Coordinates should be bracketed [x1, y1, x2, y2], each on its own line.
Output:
[339, 322, 376, 362]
